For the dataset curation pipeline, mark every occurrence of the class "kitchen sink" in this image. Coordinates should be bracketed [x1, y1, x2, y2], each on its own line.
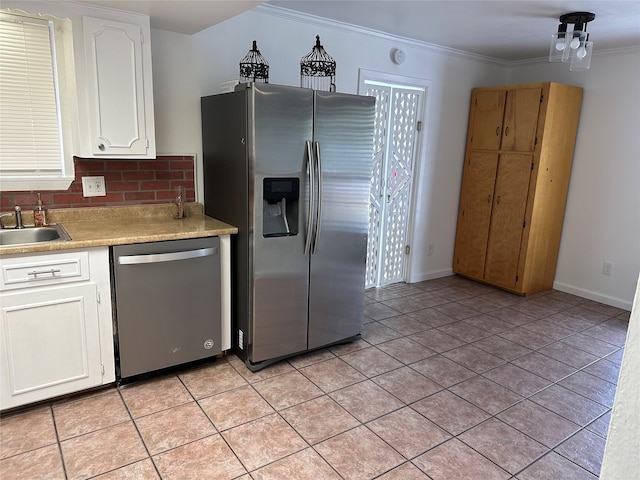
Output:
[0, 224, 72, 246]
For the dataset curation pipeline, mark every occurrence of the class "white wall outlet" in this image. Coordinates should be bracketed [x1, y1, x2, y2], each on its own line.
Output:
[82, 176, 106, 197]
[602, 261, 613, 276]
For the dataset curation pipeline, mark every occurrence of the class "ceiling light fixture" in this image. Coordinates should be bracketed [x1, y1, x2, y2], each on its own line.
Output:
[549, 12, 595, 71]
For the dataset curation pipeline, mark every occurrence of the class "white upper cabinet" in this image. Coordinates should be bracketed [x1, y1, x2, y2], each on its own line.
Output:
[80, 15, 156, 158]
[76, 16, 156, 158]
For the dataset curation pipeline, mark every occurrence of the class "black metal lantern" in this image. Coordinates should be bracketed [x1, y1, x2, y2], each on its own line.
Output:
[300, 35, 336, 92]
[239, 40, 269, 83]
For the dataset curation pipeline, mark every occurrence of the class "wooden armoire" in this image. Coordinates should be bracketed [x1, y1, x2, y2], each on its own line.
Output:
[453, 82, 583, 295]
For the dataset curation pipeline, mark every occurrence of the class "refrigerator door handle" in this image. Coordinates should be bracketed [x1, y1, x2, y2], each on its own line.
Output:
[304, 140, 314, 255]
[312, 141, 323, 254]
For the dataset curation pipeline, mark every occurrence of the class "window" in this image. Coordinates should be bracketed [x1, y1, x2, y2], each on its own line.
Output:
[0, 10, 77, 190]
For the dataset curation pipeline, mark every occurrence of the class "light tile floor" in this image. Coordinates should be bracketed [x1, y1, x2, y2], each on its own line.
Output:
[0, 276, 630, 479]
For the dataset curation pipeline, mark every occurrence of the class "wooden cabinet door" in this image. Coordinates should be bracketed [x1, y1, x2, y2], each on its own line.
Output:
[453, 152, 499, 279]
[468, 90, 506, 151]
[83, 16, 149, 156]
[501, 88, 542, 152]
[483, 154, 532, 289]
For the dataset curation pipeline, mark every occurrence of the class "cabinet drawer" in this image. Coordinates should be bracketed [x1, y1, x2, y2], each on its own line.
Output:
[0, 251, 90, 291]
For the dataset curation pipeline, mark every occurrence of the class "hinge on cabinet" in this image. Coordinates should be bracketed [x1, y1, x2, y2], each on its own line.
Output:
[470, 136, 473, 143]
[531, 162, 534, 170]
[96, 291, 101, 303]
[523, 220, 526, 228]
[540, 94, 543, 102]
[145, 138, 150, 148]
[101, 363, 105, 374]
[515, 275, 519, 283]
[417, 121, 422, 132]
[140, 32, 144, 44]
[534, 137, 538, 146]
[405, 245, 410, 255]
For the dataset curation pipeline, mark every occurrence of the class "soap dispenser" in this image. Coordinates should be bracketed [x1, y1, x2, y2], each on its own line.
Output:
[33, 193, 48, 227]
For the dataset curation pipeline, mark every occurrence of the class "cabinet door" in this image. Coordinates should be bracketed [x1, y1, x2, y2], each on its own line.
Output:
[483, 154, 532, 289]
[83, 16, 149, 156]
[501, 88, 542, 152]
[453, 152, 499, 279]
[468, 90, 506, 150]
[0, 284, 102, 410]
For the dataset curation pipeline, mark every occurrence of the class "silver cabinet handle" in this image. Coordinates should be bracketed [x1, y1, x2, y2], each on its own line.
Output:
[312, 141, 323, 254]
[98, 143, 105, 151]
[28, 268, 61, 277]
[304, 140, 314, 255]
[118, 247, 217, 265]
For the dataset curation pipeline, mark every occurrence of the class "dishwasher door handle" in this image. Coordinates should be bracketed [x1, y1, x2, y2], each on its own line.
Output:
[117, 247, 218, 265]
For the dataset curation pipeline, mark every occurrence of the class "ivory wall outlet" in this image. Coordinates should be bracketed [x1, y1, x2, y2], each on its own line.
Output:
[82, 176, 106, 197]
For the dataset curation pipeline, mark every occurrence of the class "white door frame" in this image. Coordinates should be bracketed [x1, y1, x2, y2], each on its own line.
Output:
[358, 68, 431, 286]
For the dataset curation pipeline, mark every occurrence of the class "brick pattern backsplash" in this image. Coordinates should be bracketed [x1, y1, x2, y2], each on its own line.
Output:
[0, 155, 195, 211]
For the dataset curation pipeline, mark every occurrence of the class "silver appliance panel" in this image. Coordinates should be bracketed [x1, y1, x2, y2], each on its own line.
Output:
[202, 83, 374, 369]
[308, 91, 375, 349]
[250, 84, 313, 362]
[112, 237, 222, 379]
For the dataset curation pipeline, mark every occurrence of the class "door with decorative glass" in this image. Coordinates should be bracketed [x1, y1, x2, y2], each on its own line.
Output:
[362, 79, 424, 288]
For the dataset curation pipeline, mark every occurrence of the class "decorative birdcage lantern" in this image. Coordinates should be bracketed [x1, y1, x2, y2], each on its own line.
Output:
[239, 40, 269, 83]
[300, 35, 336, 92]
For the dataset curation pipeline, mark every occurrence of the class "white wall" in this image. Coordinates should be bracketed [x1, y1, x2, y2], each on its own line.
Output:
[600, 274, 640, 479]
[508, 50, 640, 309]
[149, 7, 638, 309]
[149, 29, 204, 199]
[149, 29, 200, 155]
[169, 7, 507, 283]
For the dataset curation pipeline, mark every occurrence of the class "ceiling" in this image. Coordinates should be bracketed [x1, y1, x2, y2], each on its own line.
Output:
[78, 1, 640, 62]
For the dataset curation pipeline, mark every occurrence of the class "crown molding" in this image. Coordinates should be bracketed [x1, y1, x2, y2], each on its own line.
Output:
[254, 4, 509, 67]
[256, 5, 640, 68]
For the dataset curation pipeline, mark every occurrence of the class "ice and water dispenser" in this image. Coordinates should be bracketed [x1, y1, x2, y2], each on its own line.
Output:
[263, 178, 299, 237]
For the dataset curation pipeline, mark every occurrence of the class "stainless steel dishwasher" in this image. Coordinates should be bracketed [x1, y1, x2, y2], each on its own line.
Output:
[112, 237, 221, 380]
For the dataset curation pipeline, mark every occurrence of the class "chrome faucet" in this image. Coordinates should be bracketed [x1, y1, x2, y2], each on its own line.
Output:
[14, 206, 24, 229]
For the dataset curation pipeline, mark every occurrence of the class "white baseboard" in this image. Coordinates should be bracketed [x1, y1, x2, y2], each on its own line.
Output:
[553, 282, 632, 312]
[408, 268, 454, 284]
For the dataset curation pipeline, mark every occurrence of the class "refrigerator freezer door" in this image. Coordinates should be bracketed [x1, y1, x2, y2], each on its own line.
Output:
[308, 91, 375, 349]
[250, 84, 314, 363]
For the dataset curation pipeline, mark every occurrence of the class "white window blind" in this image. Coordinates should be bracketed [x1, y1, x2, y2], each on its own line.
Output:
[0, 13, 63, 175]
[0, 10, 77, 191]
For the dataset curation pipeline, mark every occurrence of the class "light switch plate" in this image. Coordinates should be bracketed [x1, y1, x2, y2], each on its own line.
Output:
[82, 176, 106, 197]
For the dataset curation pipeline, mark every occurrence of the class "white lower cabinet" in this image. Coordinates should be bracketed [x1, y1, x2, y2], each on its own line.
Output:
[0, 248, 114, 410]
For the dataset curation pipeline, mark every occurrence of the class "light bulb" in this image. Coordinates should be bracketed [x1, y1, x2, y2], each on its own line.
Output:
[570, 36, 580, 49]
[576, 46, 587, 59]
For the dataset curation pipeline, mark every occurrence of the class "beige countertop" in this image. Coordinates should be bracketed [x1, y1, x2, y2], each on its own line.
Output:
[0, 203, 238, 256]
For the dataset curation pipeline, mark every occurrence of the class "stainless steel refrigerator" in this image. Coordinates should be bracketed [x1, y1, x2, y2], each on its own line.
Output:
[202, 83, 374, 370]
